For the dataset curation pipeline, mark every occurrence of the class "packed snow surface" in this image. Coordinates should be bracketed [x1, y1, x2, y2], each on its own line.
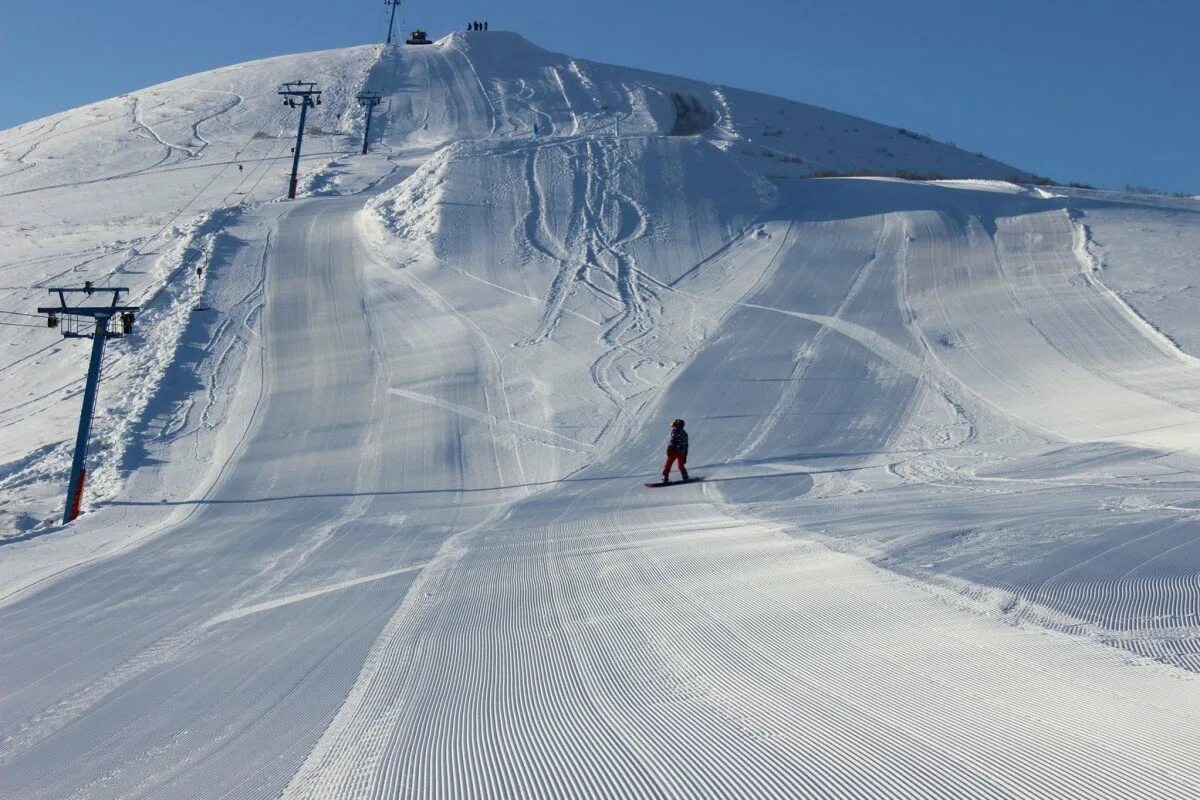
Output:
[3, 31, 1200, 799]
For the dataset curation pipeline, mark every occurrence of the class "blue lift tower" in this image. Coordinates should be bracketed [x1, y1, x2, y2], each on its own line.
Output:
[385, 0, 402, 45]
[356, 91, 384, 154]
[279, 81, 322, 200]
[38, 285, 139, 524]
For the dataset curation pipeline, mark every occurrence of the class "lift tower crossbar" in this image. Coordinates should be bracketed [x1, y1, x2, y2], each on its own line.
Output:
[37, 286, 140, 524]
[279, 81, 322, 199]
[385, 0, 402, 45]
[356, 91, 384, 155]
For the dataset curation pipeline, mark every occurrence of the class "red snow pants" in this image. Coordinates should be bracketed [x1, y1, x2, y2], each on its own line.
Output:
[662, 450, 687, 476]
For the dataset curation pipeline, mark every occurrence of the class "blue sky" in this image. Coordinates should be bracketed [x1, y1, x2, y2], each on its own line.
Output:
[3, 0, 1196, 193]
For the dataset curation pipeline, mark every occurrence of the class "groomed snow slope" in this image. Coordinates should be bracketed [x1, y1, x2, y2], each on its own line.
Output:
[3, 30, 1200, 799]
[0, 33, 1032, 536]
[0, 44, 382, 534]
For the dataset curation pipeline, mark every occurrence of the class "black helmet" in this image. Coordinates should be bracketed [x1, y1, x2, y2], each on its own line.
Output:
[671, 418, 685, 429]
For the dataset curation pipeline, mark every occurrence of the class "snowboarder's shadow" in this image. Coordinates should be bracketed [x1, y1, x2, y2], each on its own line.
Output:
[102, 458, 879, 510]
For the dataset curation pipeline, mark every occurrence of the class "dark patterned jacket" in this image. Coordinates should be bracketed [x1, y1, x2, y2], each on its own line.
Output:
[667, 428, 688, 454]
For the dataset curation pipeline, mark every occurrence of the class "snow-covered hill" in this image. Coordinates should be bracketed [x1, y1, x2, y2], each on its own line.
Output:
[3, 30, 1200, 799]
[0, 33, 1034, 535]
[0, 44, 380, 533]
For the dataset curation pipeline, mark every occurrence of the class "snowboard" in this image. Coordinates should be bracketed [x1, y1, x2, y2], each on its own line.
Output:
[644, 476, 703, 488]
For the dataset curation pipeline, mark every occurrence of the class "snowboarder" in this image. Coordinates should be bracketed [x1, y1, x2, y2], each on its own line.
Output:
[662, 419, 689, 483]
[484, 21, 489, 31]
[237, 163, 243, 172]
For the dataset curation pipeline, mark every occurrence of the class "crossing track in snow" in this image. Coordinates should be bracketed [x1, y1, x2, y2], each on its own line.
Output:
[276, 169, 1200, 798]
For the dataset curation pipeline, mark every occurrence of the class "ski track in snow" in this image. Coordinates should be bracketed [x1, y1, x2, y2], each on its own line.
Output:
[2, 30, 1200, 799]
